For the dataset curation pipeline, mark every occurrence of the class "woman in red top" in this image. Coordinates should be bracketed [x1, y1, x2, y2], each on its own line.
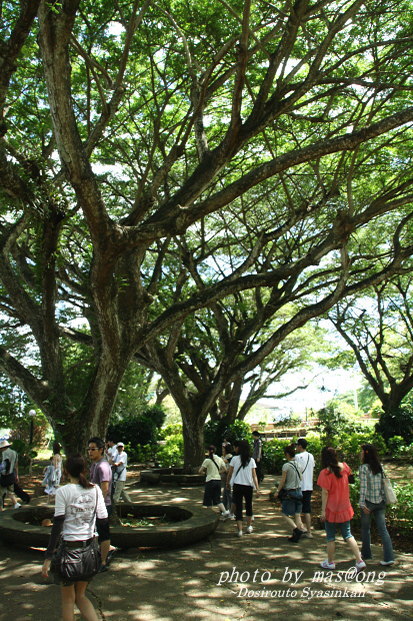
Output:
[317, 447, 365, 571]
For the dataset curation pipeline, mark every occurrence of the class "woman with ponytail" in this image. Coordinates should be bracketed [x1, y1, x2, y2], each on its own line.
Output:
[199, 445, 229, 517]
[359, 443, 394, 566]
[317, 447, 365, 571]
[41, 455, 108, 621]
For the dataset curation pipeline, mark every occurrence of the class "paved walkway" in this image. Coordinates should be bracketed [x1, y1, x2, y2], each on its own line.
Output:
[1, 480, 412, 621]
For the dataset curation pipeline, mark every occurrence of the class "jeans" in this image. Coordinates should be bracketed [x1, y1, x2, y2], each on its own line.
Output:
[222, 484, 232, 510]
[360, 500, 394, 563]
[324, 520, 352, 542]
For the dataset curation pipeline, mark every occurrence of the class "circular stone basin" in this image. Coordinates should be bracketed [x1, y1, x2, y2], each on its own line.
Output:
[0, 503, 218, 550]
[140, 467, 205, 486]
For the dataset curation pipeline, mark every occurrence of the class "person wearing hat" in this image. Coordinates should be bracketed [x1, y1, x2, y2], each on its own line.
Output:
[295, 438, 315, 537]
[112, 443, 131, 504]
[0, 440, 21, 511]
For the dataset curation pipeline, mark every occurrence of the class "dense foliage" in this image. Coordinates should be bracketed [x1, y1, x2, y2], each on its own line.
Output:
[107, 405, 166, 461]
[1, 0, 413, 463]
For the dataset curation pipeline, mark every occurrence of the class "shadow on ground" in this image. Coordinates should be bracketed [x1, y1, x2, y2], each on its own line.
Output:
[0, 479, 411, 621]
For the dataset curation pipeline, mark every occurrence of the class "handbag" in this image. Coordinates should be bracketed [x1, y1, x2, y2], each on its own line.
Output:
[277, 488, 289, 501]
[277, 487, 303, 501]
[287, 488, 303, 500]
[52, 487, 100, 581]
[54, 537, 101, 581]
[0, 472, 15, 487]
[382, 474, 397, 505]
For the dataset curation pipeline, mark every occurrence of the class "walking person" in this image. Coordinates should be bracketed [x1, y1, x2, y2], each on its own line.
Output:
[317, 447, 365, 571]
[295, 438, 315, 537]
[277, 444, 306, 542]
[227, 439, 260, 537]
[41, 455, 108, 621]
[112, 443, 132, 504]
[52, 442, 63, 488]
[0, 440, 21, 510]
[199, 445, 229, 517]
[359, 443, 395, 566]
[221, 442, 233, 512]
[88, 437, 115, 572]
[252, 431, 264, 483]
[105, 439, 118, 463]
[43, 442, 63, 501]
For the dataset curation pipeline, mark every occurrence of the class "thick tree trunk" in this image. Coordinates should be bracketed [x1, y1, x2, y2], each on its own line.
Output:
[181, 410, 206, 471]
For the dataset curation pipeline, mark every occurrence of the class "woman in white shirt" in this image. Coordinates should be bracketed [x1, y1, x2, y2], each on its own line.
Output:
[199, 445, 229, 517]
[227, 439, 260, 537]
[41, 455, 108, 621]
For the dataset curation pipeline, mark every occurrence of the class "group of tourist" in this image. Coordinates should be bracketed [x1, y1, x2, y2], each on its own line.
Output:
[1, 430, 396, 621]
[200, 434, 395, 572]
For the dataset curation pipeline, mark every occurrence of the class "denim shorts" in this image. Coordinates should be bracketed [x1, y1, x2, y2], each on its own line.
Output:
[324, 520, 352, 542]
[281, 497, 303, 516]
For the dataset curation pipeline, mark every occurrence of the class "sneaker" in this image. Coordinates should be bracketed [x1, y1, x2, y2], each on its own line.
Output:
[237, 530, 243, 537]
[98, 563, 109, 573]
[106, 548, 118, 565]
[356, 560, 366, 572]
[221, 510, 230, 518]
[228, 513, 236, 520]
[13, 503, 21, 509]
[320, 560, 336, 570]
[246, 526, 253, 534]
[288, 527, 305, 543]
[380, 560, 395, 566]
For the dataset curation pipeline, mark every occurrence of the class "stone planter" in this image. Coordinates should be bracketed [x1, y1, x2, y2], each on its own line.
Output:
[139, 468, 205, 486]
[0, 503, 219, 550]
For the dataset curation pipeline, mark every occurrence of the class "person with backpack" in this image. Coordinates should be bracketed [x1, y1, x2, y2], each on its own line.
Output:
[226, 439, 260, 537]
[199, 446, 229, 517]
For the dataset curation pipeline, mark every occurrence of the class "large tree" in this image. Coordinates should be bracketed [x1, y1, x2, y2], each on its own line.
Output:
[1, 0, 413, 462]
[330, 276, 413, 415]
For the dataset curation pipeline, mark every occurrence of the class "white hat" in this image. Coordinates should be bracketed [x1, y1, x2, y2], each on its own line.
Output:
[0, 440, 11, 449]
[117, 442, 124, 447]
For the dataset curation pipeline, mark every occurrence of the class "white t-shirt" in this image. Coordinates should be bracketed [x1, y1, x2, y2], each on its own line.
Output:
[1, 448, 18, 473]
[106, 445, 118, 463]
[54, 483, 108, 541]
[201, 456, 226, 482]
[113, 450, 128, 482]
[295, 451, 315, 491]
[229, 455, 257, 488]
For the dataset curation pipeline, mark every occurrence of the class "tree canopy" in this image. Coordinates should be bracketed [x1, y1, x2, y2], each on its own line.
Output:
[330, 275, 413, 414]
[1, 0, 413, 460]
